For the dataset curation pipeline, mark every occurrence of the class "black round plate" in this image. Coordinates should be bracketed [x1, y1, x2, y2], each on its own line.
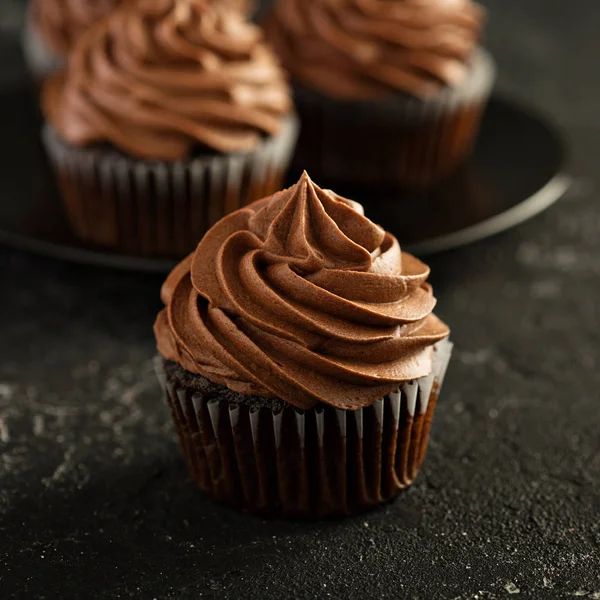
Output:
[0, 84, 568, 272]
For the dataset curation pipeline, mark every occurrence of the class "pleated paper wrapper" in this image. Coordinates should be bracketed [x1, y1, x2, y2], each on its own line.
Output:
[42, 115, 299, 258]
[292, 48, 496, 190]
[155, 339, 453, 519]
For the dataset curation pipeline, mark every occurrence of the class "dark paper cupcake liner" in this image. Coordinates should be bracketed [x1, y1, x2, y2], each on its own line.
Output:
[42, 115, 299, 257]
[155, 339, 453, 519]
[292, 48, 496, 189]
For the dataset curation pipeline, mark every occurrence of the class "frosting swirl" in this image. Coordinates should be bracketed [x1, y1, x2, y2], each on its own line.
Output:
[31, 1, 255, 55]
[31, 0, 125, 55]
[154, 172, 449, 410]
[266, 0, 485, 100]
[42, 0, 293, 159]
[222, 0, 255, 15]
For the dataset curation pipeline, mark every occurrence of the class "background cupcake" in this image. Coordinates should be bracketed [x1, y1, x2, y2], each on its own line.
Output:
[154, 172, 453, 518]
[23, 0, 125, 83]
[42, 0, 298, 258]
[265, 0, 496, 189]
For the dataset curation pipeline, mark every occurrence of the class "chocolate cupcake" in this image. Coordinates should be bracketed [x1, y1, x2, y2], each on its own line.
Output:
[41, 0, 298, 258]
[265, 0, 495, 189]
[154, 172, 452, 518]
[23, 0, 125, 83]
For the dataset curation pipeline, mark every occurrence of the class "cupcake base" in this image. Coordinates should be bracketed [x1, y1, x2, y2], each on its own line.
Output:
[155, 339, 453, 519]
[292, 48, 496, 190]
[42, 115, 299, 258]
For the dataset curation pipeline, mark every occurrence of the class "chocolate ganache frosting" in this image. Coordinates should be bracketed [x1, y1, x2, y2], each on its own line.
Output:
[267, 0, 485, 100]
[31, 0, 125, 55]
[155, 173, 449, 410]
[42, 0, 293, 160]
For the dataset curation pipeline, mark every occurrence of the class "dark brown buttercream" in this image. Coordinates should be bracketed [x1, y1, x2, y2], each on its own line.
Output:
[31, 0, 124, 55]
[222, 0, 255, 15]
[154, 172, 450, 410]
[266, 0, 485, 100]
[42, 0, 293, 159]
[32, 0, 255, 55]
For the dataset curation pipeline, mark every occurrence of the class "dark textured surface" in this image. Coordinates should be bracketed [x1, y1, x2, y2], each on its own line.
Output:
[1, 1, 600, 598]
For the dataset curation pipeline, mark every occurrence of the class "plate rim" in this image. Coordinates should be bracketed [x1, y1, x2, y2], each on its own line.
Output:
[0, 95, 569, 272]
[404, 173, 571, 255]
